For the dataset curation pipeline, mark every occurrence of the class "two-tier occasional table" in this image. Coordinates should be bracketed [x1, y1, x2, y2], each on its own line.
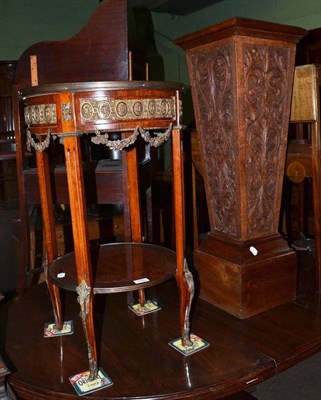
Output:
[21, 81, 202, 387]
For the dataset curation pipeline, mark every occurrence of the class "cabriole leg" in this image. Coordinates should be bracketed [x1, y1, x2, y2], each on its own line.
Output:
[76, 280, 98, 380]
[171, 125, 209, 355]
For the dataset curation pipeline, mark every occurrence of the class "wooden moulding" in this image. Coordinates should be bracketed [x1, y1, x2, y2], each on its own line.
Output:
[176, 18, 307, 318]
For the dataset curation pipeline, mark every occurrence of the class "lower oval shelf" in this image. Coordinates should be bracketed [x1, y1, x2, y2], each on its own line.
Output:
[49, 242, 177, 293]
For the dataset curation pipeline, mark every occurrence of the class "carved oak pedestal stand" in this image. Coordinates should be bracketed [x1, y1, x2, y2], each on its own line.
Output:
[176, 18, 306, 318]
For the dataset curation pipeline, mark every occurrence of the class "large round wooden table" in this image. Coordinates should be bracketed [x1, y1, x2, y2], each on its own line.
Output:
[3, 276, 321, 399]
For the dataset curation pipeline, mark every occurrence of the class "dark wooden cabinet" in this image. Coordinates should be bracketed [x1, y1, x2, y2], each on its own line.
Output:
[296, 26, 321, 65]
[0, 61, 16, 135]
[0, 61, 18, 208]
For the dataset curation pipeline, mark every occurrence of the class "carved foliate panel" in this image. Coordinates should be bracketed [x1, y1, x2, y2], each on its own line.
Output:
[190, 41, 293, 240]
[190, 44, 238, 237]
[242, 44, 291, 237]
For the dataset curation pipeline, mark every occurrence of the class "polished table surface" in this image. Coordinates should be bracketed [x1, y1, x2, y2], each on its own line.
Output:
[2, 275, 321, 399]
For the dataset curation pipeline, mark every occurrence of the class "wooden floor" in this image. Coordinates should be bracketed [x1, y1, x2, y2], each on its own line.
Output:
[2, 254, 321, 400]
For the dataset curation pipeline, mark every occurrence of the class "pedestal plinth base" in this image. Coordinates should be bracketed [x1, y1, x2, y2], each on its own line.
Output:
[194, 234, 297, 319]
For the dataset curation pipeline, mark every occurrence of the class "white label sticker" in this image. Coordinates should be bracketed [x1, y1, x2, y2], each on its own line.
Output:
[249, 246, 258, 256]
[133, 277, 150, 284]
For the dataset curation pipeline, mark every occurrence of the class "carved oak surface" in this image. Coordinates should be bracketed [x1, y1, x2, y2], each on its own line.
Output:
[243, 44, 291, 237]
[190, 44, 238, 237]
[190, 42, 292, 239]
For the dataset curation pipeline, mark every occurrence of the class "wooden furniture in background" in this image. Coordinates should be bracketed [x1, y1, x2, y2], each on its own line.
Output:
[0, 61, 16, 149]
[0, 61, 18, 208]
[176, 17, 306, 318]
[23, 213, 124, 285]
[190, 128, 208, 249]
[296, 26, 321, 65]
[12, 156, 152, 287]
[12, 0, 155, 296]
[286, 64, 321, 293]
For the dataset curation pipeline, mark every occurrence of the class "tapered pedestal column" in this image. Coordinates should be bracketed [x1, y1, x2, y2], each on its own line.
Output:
[176, 18, 307, 318]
